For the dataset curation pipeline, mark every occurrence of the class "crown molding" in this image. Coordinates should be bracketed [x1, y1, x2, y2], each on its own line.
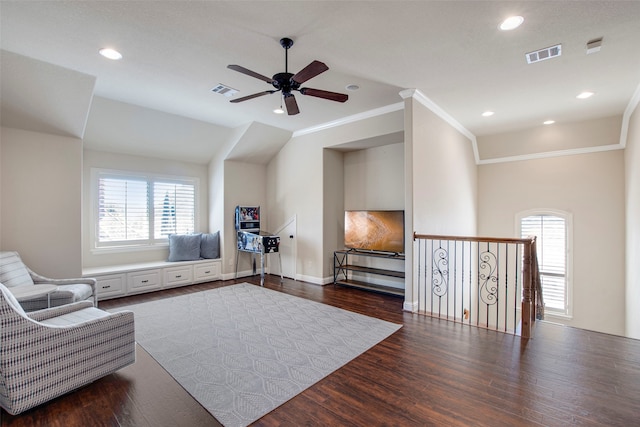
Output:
[477, 143, 623, 165]
[400, 88, 480, 163]
[620, 81, 640, 148]
[292, 102, 404, 138]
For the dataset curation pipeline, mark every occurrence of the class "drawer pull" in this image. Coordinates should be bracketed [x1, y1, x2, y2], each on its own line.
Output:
[141, 280, 149, 283]
[102, 285, 111, 289]
[176, 275, 182, 278]
[204, 270, 211, 274]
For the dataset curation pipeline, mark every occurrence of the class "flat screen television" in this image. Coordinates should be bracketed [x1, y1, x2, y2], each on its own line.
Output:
[344, 210, 405, 254]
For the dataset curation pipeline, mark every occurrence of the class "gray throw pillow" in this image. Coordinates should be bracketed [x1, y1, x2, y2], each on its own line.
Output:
[200, 231, 220, 259]
[168, 234, 202, 261]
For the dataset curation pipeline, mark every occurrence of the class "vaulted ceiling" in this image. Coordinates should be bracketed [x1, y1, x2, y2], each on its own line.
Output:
[2, 1, 639, 161]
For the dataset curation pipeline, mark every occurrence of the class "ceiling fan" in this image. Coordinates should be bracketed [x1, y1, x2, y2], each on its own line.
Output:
[227, 37, 348, 115]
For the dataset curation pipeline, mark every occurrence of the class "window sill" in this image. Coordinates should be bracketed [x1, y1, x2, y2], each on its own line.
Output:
[90, 243, 169, 255]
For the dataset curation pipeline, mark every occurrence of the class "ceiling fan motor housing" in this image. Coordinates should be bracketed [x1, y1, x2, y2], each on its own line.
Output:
[272, 72, 298, 94]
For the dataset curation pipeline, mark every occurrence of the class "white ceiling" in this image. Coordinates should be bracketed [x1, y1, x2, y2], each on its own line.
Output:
[1, 1, 639, 148]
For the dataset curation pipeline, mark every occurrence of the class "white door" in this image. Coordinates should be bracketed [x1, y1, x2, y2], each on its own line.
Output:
[272, 216, 296, 279]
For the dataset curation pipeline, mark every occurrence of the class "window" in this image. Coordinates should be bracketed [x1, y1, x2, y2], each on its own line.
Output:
[518, 211, 572, 317]
[94, 170, 197, 249]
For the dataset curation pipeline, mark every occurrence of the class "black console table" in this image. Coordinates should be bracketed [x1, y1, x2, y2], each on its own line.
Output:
[333, 249, 405, 296]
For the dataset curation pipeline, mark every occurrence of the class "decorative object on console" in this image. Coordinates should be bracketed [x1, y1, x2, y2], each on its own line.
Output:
[0, 251, 96, 311]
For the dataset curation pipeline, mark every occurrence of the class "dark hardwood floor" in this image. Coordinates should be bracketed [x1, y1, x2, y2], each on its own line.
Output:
[2, 276, 639, 426]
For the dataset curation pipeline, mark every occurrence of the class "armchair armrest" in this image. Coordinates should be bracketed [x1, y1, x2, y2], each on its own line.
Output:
[27, 301, 94, 322]
[27, 267, 98, 306]
[28, 268, 97, 287]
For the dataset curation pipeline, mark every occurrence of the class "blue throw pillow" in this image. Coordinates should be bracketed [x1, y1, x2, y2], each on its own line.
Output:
[168, 234, 202, 261]
[200, 231, 220, 259]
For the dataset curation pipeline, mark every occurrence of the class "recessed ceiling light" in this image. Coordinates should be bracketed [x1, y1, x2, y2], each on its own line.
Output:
[346, 84, 360, 91]
[499, 16, 524, 31]
[482, 111, 495, 117]
[576, 91, 595, 99]
[543, 120, 555, 125]
[99, 48, 122, 60]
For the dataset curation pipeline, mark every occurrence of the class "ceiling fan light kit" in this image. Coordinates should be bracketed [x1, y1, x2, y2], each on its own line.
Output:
[228, 37, 348, 115]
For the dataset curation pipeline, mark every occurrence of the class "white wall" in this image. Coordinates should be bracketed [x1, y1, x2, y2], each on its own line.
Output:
[82, 149, 209, 269]
[1, 127, 83, 277]
[624, 102, 640, 338]
[478, 151, 626, 336]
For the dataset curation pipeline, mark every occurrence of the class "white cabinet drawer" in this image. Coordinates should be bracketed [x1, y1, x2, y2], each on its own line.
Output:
[163, 265, 193, 288]
[95, 274, 125, 300]
[127, 269, 161, 293]
[194, 261, 221, 282]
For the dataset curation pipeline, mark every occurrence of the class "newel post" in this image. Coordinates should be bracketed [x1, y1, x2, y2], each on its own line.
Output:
[521, 240, 533, 338]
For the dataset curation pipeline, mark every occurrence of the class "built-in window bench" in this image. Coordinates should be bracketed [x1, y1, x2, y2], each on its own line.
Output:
[83, 259, 222, 301]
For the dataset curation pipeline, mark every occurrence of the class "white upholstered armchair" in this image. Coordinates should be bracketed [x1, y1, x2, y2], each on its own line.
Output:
[0, 251, 96, 311]
[0, 283, 135, 415]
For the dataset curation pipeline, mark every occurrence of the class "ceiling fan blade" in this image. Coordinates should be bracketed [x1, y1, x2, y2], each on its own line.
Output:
[284, 93, 300, 115]
[291, 60, 329, 84]
[229, 90, 276, 103]
[299, 87, 348, 103]
[227, 64, 274, 84]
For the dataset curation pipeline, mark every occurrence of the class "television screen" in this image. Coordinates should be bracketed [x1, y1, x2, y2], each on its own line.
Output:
[344, 210, 405, 254]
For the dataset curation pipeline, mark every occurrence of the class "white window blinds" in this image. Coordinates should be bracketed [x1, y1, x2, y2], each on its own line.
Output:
[520, 214, 568, 313]
[98, 177, 149, 242]
[153, 181, 195, 238]
[96, 172, 196, 248]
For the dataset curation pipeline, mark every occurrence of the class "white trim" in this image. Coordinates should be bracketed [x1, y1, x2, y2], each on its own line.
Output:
[292, 102, 404, 138]
[272, 215, 297, 280]
[90, 167, 200, 252]
[403, 300, 418, 312]
[620, 81, 640, 148]
[295, 273, 329, 286]
[399, 88, 480, 164]
[478, 143, 623, 165]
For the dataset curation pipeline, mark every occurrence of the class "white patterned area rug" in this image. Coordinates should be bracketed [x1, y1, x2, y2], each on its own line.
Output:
[114, 283, 402, 427]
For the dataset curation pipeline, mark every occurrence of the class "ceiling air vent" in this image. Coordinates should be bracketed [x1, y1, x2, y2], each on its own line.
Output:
[526, 44, 562, 64]
[211, 84, 238, 97]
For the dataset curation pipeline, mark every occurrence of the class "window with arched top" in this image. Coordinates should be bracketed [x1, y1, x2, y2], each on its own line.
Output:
[517, 210, 572, 318]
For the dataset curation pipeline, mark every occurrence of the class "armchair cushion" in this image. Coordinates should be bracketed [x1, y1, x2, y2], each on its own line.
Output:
[0, 252, 35, 287]
[0, 283, 135, 415]
[0, 251, 97, 311]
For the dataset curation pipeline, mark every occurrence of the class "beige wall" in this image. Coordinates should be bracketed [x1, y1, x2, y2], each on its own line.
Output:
[1, 127, 83, 277]
[403, 96, 478, 309]
[323, 149, 345, 277]
[409, 99, 478, 236]
[223, 160, 267, 275]
[624, 102, 640, 339]
[343, 143, 404, 210]
[82, 149, 209, 269]
[266, 109, 405, 283]
[478, 150, 626, 336]
[477, 115, 623, 161]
